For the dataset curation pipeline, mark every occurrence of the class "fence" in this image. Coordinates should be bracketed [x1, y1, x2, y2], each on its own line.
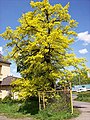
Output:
[38, 89, 73, 113]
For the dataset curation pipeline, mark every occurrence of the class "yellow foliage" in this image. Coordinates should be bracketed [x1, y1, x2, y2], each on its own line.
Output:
[0, 0, 88, 99]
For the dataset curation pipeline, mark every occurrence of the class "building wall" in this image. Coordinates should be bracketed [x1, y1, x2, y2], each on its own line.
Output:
[13, 92, 18, 99]
[0, 61, 18, 99]
[1, 90, 9, 99]
[0, 63, 10, 81]
[0, 86, 11, 99]
[0, 86, 18, 99]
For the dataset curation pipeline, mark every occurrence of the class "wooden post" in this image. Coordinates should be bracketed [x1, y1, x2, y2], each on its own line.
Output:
[43, 92, 45, 109]
[38, 92, 41, 111]
[70, 82, 73, 114]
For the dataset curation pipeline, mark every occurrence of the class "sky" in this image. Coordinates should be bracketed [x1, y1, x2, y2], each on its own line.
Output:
[0, 0, 90, 77]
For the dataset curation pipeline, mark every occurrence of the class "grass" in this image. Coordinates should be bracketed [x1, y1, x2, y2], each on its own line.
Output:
[0, 102, 79, 120]
[75, 91, 90, 102]
[0, 96, 80, 120]
[34, 108, 80, 120]
[0, 102, 33, 119]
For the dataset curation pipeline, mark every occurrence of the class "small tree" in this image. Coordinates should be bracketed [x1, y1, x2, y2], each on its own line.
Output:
[0, 0, 87, 99]
[72, 68, 90, 85]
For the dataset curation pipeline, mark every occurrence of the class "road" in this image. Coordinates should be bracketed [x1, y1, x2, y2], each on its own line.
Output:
[71, 101, 90, 120]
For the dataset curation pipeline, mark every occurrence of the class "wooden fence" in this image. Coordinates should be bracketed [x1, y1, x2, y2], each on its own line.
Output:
[38, 83, 73, 114]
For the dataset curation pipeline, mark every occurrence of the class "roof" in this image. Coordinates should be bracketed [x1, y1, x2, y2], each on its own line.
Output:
[0, 76, 17, 86]
[0, 54, 11, 65]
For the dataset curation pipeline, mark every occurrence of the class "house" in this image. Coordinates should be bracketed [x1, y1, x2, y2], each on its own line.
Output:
[0, 54, 18, 99]
[0, 54, 11, 81]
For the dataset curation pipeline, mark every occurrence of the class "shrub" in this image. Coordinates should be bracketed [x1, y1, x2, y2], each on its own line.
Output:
[76, 91, 90, 102]
[2, 95, 13, 103]
[0, 98, 1, 101]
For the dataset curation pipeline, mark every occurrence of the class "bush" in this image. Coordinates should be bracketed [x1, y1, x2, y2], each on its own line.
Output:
[0, 98, 1, 101]
[2, 95, 13, 103]
[76, 91, 90, 102]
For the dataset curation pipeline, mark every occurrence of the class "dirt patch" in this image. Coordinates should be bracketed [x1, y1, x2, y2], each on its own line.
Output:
[0, 115, 33, 120]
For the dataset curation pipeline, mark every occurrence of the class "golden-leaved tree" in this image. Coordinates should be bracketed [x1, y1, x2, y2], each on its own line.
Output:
[0, 0, 87, 98]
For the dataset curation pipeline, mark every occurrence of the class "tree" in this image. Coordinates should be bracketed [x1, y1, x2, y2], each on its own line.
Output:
[72, 68, 90, 85]
[0, 0, 88, 99]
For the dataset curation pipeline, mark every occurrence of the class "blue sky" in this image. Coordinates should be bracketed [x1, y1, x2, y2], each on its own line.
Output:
[0, 0, 90, 77]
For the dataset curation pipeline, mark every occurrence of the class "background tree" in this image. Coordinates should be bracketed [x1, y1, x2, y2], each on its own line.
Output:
[0, 0, 88, 99]
[72, 68, 90, 85]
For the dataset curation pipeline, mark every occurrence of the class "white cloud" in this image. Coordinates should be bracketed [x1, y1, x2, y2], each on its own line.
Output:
[79, 48, 88, 54]
[0, 46, 3, 54]
[82, 42, 88, 46]
[78, 31, 90, 44]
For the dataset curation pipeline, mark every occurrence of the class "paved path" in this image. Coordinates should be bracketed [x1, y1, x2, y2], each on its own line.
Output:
[71, 101, 90, 120]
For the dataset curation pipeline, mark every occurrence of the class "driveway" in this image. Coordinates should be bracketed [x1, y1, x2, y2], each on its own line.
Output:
[71, 101, 90, 120]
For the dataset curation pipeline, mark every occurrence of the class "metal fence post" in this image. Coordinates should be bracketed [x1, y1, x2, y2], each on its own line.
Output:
[70, 82, 73, 114]
[43, 92, 45, 109]
[38, 92, 41, 111]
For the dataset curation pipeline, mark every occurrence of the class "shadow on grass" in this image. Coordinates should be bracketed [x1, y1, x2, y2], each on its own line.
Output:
[18, 96, 39, 115]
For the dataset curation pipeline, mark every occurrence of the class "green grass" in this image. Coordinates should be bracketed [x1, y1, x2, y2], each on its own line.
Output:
[0, 97, 80, 120]
[75, 91, 90, 102]
[0, 102, 33, 119]
[34, 108, 79, 120]
[34, 97, 80, 120]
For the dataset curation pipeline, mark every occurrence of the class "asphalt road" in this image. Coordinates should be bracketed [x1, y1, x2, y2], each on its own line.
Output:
[71, 101, 90, 120]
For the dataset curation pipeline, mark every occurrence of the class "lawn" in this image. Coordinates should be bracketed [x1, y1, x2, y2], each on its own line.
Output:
[0, 102, 79, 120]
[0, 96, 80, 120]
[0, 102, 33, 119]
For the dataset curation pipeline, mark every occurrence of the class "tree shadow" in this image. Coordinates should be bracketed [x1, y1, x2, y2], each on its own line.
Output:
[74, 106, 86, 108]
[18, 96, 39, 115]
